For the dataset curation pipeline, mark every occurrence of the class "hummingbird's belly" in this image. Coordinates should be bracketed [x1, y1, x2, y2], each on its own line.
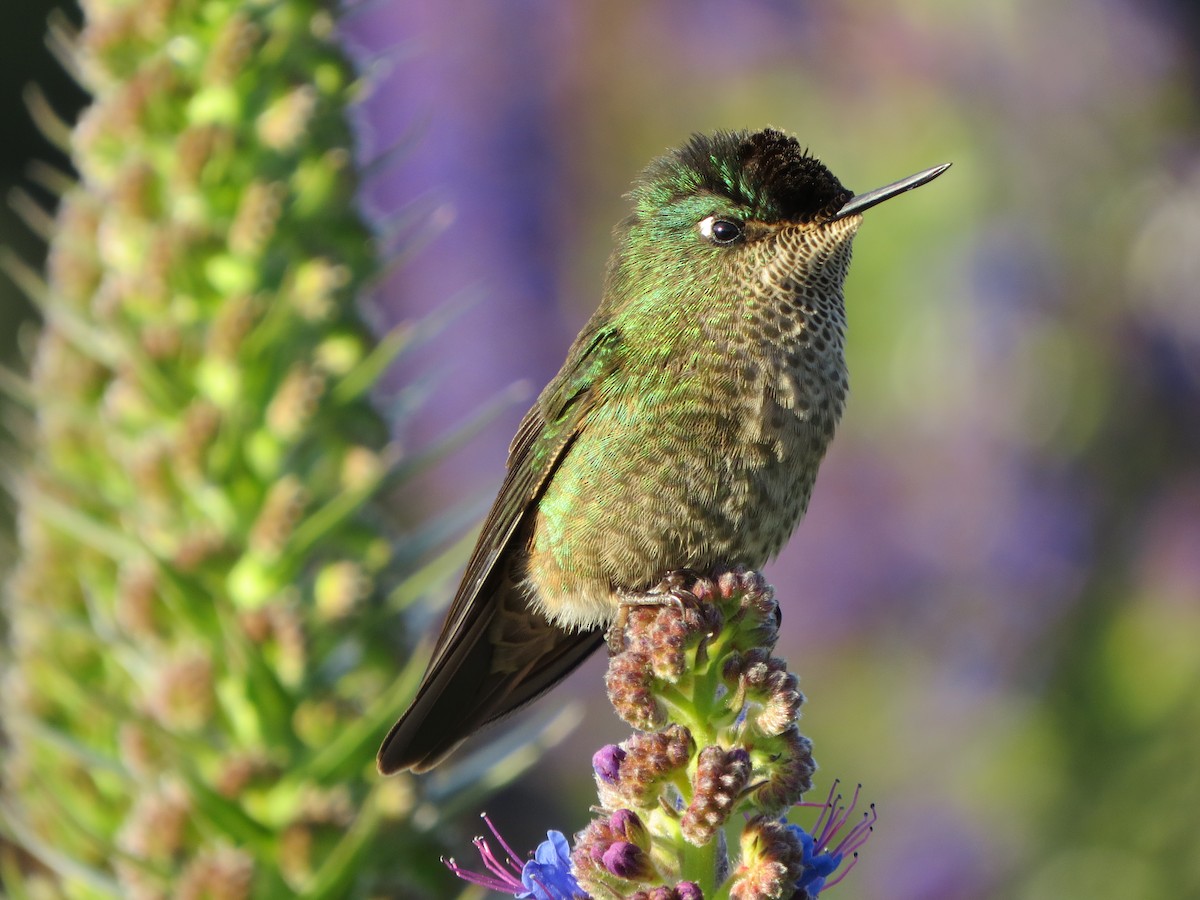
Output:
[524, 373, 842, 630]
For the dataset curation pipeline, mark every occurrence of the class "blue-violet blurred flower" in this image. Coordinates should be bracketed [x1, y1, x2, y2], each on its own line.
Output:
[445, 813, 589, 899]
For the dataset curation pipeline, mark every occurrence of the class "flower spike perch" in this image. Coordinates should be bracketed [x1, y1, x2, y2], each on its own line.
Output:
[449, 568, 874, 900]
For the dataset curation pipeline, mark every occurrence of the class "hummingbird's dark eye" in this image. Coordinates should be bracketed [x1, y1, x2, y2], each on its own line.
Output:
[699, 215, 744, 246]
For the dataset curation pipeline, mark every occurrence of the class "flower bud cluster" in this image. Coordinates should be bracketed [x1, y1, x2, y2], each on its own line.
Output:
[574, 808, 658, 886]
[729, 816, 806, 900]
[573, 568, 829, 900]
[442, 581, 876, 900]
[593, 725, 694, 809]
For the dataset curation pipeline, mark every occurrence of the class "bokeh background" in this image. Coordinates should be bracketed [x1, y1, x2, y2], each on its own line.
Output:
[5, 1, 1200, 898]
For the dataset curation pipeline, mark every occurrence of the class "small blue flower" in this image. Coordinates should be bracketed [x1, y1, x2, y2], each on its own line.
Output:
[789, 781, 876, 897]
[520, 830, 587, 900]
[445, 813, 588, 900]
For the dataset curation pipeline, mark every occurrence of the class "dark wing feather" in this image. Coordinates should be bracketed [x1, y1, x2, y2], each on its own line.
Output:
[377, 325, 622, 773]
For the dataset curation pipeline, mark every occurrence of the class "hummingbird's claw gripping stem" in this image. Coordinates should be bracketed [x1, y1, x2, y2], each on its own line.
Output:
[607, 581, 704, 653]
[608, 591, 678, 653]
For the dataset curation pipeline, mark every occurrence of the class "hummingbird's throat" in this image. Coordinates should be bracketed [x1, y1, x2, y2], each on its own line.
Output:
[758, 219, 858, 300]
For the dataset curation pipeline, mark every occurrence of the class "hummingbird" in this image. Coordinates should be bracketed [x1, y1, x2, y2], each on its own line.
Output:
[378, 128, 948, 774]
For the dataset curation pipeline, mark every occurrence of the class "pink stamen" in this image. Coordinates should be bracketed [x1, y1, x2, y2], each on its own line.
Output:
[444, 853, 522, 892]
[797, 781, 877, 893]
[442, 813, 529, 893]
[807, 778, 841, 838]
[811, 782, 859, 854]
[835, 804, 877, 857]
[475, 835, 518, 882]
[797, 777, 841, 811]
[483, 811, 526, 866]
[823, 852, 859, 889]
[815, 783, 863, 851]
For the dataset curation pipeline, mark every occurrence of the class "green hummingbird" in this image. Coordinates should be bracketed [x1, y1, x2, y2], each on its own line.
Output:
[378, 128, 948, 774]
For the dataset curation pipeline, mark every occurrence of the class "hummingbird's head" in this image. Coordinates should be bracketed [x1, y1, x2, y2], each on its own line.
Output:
[609, 127, 873, 309]
[604, 129, 865, 324]
[601, 129, 949, 344]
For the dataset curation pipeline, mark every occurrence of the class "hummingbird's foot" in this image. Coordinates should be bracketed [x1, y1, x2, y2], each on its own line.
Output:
[617, 590, 685, 609]
[607, 575, 702, 653]
[607, 591, 665, 653]
[605, 612, 628, 655]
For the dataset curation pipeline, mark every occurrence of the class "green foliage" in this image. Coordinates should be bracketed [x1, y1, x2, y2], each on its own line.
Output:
[0, 0, 459, 895]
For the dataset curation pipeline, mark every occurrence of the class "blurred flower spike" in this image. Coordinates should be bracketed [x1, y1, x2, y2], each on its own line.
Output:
[446, 814, 588, 900]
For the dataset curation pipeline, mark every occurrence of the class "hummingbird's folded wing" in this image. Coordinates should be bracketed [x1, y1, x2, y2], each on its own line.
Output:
[376, 325, 624, 773]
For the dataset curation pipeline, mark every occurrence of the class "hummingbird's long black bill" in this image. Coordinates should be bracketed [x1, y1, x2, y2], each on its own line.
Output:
[832, 162, 952, 220]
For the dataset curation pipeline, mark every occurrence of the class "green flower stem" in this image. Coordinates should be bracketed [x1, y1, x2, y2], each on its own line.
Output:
[677, 816, 721, 894]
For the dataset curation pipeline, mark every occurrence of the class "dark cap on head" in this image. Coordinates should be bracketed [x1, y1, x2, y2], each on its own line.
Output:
[635, 128, 853, 224]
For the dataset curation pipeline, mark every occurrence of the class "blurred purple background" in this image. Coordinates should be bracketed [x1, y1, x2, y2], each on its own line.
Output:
[340, 2, 1200, 897]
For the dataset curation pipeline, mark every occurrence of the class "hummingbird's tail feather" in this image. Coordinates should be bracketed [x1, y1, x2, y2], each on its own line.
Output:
[376, 580, 603, 774]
